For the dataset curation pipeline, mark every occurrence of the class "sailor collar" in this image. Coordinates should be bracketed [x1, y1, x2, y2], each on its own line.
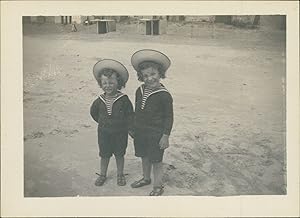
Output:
[139, 84, 169, 96]
[98, 92, 126, 106]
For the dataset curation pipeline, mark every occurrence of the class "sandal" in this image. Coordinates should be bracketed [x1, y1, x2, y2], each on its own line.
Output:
[130, 178, 151, 188]
[149, 186, 164, 196]
[117, 174, 126, 186]
[95, 174, 106, 186]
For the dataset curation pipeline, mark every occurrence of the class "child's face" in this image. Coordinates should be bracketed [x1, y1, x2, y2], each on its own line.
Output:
[141, 67, 161, 88]
[100, 73, 118, 95]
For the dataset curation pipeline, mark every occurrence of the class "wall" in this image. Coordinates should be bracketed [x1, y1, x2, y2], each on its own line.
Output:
[185, 16, 215, 22]
[260, 15, 286, 30]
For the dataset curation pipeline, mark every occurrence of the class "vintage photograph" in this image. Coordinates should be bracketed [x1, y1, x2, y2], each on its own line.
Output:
[23, 15, 286, 197]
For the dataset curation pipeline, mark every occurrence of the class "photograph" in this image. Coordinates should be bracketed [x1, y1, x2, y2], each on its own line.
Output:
[22, 15, 287, 197]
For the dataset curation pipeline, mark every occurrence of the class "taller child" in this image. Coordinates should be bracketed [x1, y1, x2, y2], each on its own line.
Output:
[130, 49, 174, 196]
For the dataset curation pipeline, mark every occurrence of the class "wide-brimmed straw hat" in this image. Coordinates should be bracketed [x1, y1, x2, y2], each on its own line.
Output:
[93, 59, 129, 83]
[131, 49, 171, 72]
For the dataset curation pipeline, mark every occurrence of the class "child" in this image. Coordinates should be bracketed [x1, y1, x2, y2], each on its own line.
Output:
[71, 22, 77, 32]
[90, 59, 133, 186]
[130, 49, 173, 196]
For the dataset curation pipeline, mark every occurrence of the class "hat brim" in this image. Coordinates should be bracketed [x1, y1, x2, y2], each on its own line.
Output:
[93, 59, 129, 83]
[131, 49, 171, 72]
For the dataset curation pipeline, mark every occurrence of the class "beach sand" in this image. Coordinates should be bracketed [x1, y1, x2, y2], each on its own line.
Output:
[23, 22, 286, 197]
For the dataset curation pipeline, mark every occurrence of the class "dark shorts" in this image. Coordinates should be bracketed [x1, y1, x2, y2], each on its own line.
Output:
[98, 130, 128, 158]
[134, 129, 164, 163]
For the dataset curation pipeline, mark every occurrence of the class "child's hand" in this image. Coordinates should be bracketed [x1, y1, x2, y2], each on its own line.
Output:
[159, 134, 169, 150]
[128, 130, 135, 139]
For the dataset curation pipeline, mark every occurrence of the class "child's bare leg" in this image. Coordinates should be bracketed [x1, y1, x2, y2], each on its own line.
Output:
[131, 157, 152, 188]
[100, 157, 110, 176]
[116, 156, 126, 186]
[149, 162, 164, 195]
[95, 157, 109, 186]
[142, 157, 151, 180]
[115, 156, 124, 175]
[153, 162, 163, 187]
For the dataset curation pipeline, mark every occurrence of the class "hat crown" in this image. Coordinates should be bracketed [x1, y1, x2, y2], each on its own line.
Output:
[131, 49, 171, 72]
[93, 59, 129, 83]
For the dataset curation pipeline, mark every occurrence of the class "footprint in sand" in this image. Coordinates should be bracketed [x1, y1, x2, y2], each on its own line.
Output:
[64, 129, 79, 137]
[166, 164, 176, 170]
[81, 124, 92, 128]
[24, 131, 45, 141]
[39, 99, 52, 104]
[162, 164, 176, 184]
[220, 137, 231, 142]
[260, 138, 272, 144]
[49, 128, 62, 135]
[32, 131, 44, 138]
[50, 128, 79, 137]
[230, 123, 240, 128]
[194, 132, 207, 141]
[70, 129, 79, 134]
[262, 159, 273, 166]
[182, 151, 193, 161]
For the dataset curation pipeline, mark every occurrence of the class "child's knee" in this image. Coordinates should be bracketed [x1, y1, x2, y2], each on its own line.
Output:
[115, 155, 124, 160]
[152, 161, 163, 167]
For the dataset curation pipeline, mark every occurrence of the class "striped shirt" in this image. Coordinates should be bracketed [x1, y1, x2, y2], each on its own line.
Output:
[99, 92, 124, 115]
[141, 86, 155, 109]
[140, 85, 168, 110]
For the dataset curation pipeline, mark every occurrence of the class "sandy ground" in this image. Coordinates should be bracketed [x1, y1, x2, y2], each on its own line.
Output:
[23, 22, 286, 197]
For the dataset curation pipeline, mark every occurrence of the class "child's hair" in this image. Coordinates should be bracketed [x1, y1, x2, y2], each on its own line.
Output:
[137, 61, 166, 82]
[97, 68, 125, 90]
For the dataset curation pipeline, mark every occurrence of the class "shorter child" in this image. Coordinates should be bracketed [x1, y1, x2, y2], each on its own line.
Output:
[90, 59, 133, 186]
[130, 49, 174, 196]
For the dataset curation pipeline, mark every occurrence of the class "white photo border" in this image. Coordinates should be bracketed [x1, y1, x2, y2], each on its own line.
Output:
[1, 1, 299, 217]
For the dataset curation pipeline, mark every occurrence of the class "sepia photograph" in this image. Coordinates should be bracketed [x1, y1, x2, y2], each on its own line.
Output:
[23, 15, 287, 197]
